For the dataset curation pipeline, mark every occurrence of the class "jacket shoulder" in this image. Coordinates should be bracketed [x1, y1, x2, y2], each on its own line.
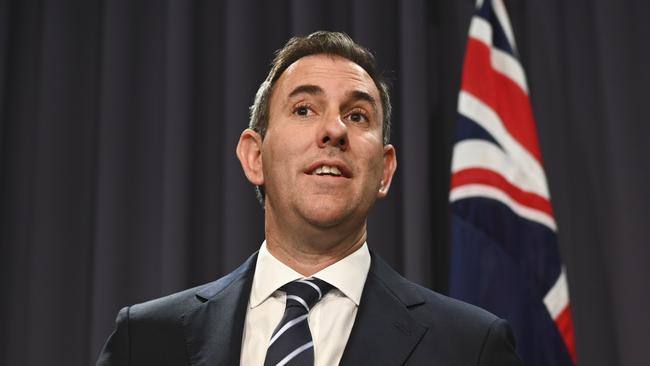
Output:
[369, 252, 499, 329]
[97, 261, 255, 366]
[368, 253, 521, 365]
[127, 284, 205, 322]
[129, 252, 258, 321]
[96, 285, 206, 366]
[412, 283, 499, 325]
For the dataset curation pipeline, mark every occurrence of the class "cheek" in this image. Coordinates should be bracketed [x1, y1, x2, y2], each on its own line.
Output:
[261, 137, 302, 182]
[367, 147, 387, 175]
[267, 125, 312, 153]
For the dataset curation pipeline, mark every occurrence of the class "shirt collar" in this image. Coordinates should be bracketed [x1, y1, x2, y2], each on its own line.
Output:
[249, 240, 371, 308]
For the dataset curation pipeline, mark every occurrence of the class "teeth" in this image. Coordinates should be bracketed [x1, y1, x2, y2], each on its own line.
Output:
[312, 165, 342, 176]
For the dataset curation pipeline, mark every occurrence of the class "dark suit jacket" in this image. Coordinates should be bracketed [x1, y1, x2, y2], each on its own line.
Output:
[97, 252, 522, 365]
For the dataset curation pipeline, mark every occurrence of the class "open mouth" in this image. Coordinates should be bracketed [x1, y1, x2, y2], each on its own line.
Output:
[306, 162, 352, 178]
[312, 165, 342, 176]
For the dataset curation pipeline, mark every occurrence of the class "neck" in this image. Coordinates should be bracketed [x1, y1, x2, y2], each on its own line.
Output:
[264, 217, 367, 277]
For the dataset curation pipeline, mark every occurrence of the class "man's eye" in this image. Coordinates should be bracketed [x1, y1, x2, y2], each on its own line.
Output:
[293, 105, 312, 116]
[347, 111, 368, 123]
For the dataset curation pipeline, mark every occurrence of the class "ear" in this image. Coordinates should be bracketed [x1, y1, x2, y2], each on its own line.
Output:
[236, 129, 264, 186]
[377, 144, 397, 198]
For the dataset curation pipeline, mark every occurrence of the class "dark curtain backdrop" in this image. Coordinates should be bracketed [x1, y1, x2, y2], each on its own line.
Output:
[1, 0, 648, 365]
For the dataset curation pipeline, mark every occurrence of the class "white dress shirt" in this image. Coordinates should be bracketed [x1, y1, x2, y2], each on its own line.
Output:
[240, 241, 371, 366]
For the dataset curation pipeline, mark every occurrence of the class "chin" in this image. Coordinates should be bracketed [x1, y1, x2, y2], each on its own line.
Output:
[300, 205, 351, 229]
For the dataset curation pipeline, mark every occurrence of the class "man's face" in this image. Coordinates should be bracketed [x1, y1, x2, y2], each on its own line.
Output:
[259, 54, 396, 230]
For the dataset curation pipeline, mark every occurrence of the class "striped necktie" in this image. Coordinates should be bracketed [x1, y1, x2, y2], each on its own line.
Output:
[263, 278, 333, 366]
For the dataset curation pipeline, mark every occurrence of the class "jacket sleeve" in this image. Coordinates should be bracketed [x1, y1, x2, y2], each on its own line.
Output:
[477, 318, 523, 366]
[96, 306, 130, 366]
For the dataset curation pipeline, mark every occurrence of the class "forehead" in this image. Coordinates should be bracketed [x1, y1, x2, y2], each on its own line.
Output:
[272, 54, 380, 102]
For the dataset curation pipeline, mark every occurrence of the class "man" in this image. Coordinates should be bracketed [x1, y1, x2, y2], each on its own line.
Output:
[97, 31, 522, 365]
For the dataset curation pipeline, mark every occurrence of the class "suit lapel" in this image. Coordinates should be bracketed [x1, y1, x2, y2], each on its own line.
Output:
[339, 254, 428, 366]
[182, 253, 257, 366]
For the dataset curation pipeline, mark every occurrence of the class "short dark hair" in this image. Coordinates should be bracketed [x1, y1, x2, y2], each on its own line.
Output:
[250, 31, 392, 143]
[249, 31, 392, 205]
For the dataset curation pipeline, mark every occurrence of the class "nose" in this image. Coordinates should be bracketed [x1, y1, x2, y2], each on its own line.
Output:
[317, 113, 348, 150]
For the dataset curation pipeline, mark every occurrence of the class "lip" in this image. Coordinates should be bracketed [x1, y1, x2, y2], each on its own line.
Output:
[305, 159, 353, 178]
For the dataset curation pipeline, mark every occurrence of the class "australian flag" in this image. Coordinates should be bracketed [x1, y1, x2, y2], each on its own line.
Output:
[448, 0, 577, 365]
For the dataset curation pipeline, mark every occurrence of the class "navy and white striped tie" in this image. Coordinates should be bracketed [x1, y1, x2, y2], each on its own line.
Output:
[263, 278, 333, 366]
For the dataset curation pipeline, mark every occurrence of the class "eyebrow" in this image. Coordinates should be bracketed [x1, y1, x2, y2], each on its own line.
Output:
[287, 84, 379, 114]
[345, 90, 378, 112]
[288, 84, 324, 98]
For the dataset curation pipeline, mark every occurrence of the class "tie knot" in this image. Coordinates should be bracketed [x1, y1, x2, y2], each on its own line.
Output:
[281, 278, 333, 312]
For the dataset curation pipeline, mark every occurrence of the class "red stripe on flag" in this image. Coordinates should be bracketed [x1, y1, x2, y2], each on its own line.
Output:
[555, 305, 578, 364]
[462, 38, 542, 162]
[451, 167, 554, 217]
